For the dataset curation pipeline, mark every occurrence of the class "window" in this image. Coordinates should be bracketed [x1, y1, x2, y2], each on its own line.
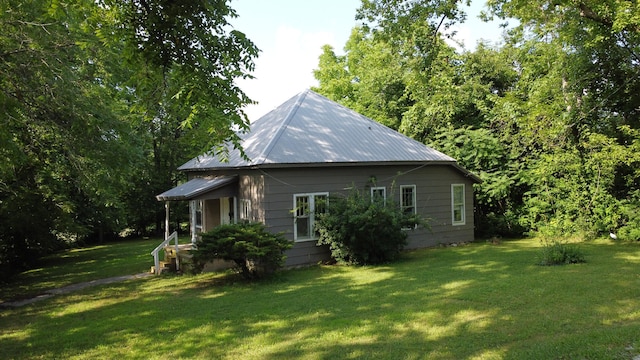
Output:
[400, 185, 417, 229]
[294, 193, 328, 241]
[239, 199, 252, 221]
[191, 200, 203, 232]
[400, 185, 416, 215]
[452, 184, 465, 226]
[371, 187, 386, 202]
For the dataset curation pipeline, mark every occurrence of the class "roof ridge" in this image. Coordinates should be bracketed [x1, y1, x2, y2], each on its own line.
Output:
[250, 90, 309, 165]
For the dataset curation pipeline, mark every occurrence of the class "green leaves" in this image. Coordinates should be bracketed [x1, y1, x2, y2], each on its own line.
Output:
[316, 187, 426, 265]
[0, 0, 259, 277]
[193, 223, 292, 280]
[313, 0, 640, 239]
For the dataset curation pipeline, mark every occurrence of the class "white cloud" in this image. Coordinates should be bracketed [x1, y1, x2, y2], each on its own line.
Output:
[238, 25, 336, 121]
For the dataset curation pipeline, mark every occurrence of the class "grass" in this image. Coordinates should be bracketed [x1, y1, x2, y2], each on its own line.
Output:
[0, 237, 162, 303]
[1, 238, 639, 359]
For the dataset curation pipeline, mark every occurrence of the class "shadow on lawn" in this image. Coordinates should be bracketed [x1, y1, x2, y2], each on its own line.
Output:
[2, 239, 639, 359]
[0, 238, 157, 303]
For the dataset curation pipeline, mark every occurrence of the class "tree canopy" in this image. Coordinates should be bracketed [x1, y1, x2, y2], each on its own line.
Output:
[0, 0, 257, 278]
[314, 0, 640, 239]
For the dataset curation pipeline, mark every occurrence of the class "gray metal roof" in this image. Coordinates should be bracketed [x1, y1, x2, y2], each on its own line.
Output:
[179, 90, 476, 181]
[156, 176, 237, 201]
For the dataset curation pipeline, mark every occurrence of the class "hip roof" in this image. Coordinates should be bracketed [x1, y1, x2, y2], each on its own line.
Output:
[179, 90, 479, 182]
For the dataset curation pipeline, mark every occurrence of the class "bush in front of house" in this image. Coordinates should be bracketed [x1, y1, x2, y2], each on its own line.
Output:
[316, 188, 426, 265]
[191, 222, 292, 280]
[537, 239, 586, 266]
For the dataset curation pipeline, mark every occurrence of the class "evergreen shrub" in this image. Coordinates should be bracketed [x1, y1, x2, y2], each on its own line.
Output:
[191, 222, 292, 280]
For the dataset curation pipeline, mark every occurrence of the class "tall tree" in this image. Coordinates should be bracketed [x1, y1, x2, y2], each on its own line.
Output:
[483, 0, 640, 236]
[0, 0, 141, 275]
[314, 23, 521, 236]
[314, 27, 411, 130]
[316, 0, 640, 238]
[115, 0, 259, 236]
[0, 0, 258, 277]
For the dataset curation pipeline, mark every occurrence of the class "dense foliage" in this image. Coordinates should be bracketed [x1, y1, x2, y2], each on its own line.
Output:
[537, 239, 586, 266]
[314, 0, 640, 240]
[191, 222, 293, 280]
[316, 188, 426, 265]
[0, 0, 257, 278]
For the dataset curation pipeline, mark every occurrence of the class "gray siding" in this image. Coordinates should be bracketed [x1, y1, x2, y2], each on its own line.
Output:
[259, 165, 475, 265]
[194, 165, 475, 266]
[238, 173, 265, 223]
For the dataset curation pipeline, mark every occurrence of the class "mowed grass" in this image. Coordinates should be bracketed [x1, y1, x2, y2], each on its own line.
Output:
[1, 238, 639, 359]
[0, 237, 161, 303]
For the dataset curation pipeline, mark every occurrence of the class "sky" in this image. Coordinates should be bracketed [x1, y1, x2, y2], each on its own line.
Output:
[231, 0, 511, 120]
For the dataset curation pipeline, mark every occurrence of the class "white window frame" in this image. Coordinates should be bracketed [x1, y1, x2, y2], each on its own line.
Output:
[451, 184, 466, 226]
[293, 192, 328, 242]
[371, 186, 386, 202]
[239, 199, 252, 221]
[192, 200, 203, 232]
[190, 200, 204, 244]
[400, 185, 417, 229]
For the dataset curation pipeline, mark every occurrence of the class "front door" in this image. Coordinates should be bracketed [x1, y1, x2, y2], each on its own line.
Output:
[220, 197, 235, 225]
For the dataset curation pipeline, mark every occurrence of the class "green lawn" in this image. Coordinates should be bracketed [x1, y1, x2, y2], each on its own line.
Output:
[0, 237, 162, 303]
[1, 238, 639, 359]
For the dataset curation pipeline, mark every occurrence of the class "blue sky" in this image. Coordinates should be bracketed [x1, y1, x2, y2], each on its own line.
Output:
[231, 0, 511, 120]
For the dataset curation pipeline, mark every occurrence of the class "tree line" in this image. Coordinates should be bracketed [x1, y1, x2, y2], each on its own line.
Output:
[0, 0, 257, 278]
[313, 0, 640, 240]
[2, 0, 638, 279]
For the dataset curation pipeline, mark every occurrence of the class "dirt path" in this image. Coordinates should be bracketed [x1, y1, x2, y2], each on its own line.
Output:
[0, 272, 153, 308]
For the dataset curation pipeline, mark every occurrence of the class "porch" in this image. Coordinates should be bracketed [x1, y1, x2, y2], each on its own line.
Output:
[152, 176, 239, 274]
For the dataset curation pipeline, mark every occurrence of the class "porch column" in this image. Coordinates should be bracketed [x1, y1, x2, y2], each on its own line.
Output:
[233, 196, 238, 224]
[190, 200, 197, 244]
[165, 202, 170, 240]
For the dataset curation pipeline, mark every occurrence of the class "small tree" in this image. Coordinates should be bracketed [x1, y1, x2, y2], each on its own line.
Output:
[191, 222, 292, 280]
[316, 187, 426, 265]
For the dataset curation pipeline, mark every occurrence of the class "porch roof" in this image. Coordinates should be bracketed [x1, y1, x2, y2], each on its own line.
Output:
[156, 176, 237, 201]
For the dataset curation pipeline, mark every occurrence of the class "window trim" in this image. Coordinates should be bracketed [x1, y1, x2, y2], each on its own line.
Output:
[293, 192, 328, 242]
[239, 199, 252, 221]
[193, 200, 203, 232]
[451, 184, 466, 226]
[400, 185, 417, 230]
[370, 186, 386, 202]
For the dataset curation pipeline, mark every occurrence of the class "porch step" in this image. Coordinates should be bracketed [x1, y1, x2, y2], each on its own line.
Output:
[150, 260, 175, 274]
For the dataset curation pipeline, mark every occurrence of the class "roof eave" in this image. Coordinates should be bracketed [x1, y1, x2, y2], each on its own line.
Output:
[155, 176, 238, 201]
[178, 161, 482, 183]
[451, 163, 482, 183]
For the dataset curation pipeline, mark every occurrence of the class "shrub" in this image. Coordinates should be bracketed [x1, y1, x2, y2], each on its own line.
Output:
[191, 222, 292, 280]
[617, 193, 640, 241]
[316, 187, 426, 265]
[537, 239, 586, 266]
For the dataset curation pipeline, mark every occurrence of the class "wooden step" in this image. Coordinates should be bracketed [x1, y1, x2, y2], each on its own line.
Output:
[150, 260, 176, 274]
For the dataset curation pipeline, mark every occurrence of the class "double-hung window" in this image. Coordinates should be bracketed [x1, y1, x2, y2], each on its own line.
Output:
[371, 186, 386, 202]
[293, 193, 328, 241]
[400, 185, 417, 229]
[451, 184, 465, 226]
[239, 199, 252, 221]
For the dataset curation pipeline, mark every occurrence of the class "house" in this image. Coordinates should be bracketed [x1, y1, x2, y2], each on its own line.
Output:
[155, 90, 480, 270]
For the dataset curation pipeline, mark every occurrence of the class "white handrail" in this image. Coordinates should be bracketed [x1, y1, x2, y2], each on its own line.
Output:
[151, 231, 179, 275]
